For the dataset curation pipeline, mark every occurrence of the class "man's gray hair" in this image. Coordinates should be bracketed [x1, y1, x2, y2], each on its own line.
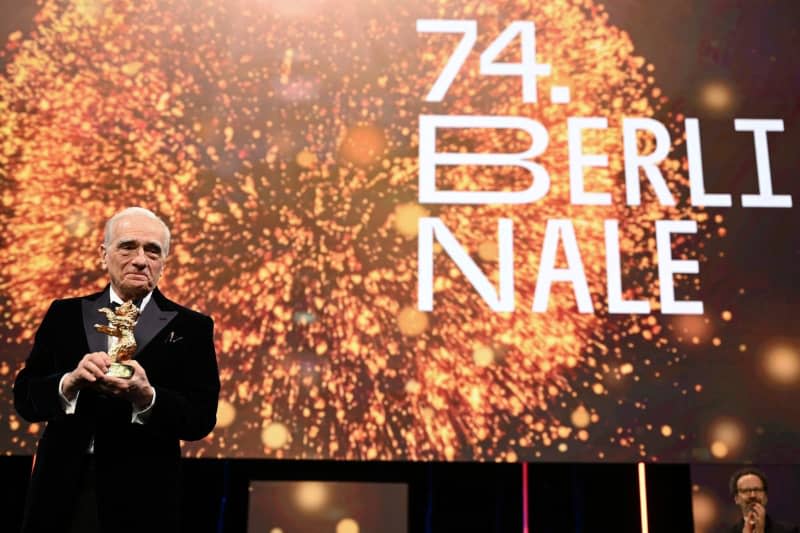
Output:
[104, 207, 171, 257]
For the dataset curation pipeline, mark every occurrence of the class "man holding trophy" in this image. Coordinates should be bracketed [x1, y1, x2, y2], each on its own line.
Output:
[13, 207, 220, 533]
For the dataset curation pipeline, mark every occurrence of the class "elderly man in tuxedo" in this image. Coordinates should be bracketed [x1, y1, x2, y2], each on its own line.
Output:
[14, 207, 220, 533]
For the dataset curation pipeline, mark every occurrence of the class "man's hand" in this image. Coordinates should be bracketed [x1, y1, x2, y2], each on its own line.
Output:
[97, 360, 155, 409]
[61, 352, 111, 400]
[743, 502, 766, 533]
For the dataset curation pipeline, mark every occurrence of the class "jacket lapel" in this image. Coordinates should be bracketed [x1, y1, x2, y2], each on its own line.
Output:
[133, 288, 177, 357]
[82, 288, 110, 354]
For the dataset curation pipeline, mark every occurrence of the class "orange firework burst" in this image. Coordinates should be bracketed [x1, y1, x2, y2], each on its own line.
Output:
[0, 0, 711, 460]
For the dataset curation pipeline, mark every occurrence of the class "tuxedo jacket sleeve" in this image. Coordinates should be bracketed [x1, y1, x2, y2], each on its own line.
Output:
[13, 299, 74, 423]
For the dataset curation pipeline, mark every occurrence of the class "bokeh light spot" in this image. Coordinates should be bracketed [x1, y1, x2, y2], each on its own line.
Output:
[570, 406, 591, 428]
[710, 441, 728, 459]
[294, 481, 328, 512]
[698, 80, 737, 116]
[472, 344, 494, 367]
[477, 241, 499, 262]
[296, 150, 318, 168]
[336, 518, 360, 533]
[216, 399, 236, 428]
[396, 307, 429, 337]
[393, 203, 429, 239]
[339, 125, 385, 166]
[262, 422, 290, 450]
[708, 417, 744, 459]
[762, 344, 800, 385]
[692, 488, 719, 533]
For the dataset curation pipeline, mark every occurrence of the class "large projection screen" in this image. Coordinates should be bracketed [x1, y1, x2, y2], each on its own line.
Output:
[1, 0, 798, 462]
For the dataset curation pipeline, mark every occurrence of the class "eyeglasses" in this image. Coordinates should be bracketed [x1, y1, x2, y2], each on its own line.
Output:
[737, 487, 765, 495]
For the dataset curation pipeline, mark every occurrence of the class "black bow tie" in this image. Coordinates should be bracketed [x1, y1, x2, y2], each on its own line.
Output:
[110, 298, 143, 310]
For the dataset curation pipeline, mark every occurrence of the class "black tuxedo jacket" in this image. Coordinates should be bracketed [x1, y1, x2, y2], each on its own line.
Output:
[13, 287, 220, 533]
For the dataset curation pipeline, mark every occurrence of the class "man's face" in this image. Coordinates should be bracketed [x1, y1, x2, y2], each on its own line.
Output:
[100, 214, 167, 301]
[734, 473, 768, 517]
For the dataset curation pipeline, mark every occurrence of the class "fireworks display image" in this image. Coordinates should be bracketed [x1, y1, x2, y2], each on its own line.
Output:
[0, 0, 798, 462]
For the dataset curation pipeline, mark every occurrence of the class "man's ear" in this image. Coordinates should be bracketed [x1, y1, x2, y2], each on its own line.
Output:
[99, 244, 107, 269]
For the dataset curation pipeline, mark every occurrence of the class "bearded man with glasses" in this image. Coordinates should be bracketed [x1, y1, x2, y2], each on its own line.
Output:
[728, 468, 799, 533]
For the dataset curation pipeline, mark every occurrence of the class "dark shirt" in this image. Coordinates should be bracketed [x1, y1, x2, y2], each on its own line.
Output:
[729, 515, 800, 533]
